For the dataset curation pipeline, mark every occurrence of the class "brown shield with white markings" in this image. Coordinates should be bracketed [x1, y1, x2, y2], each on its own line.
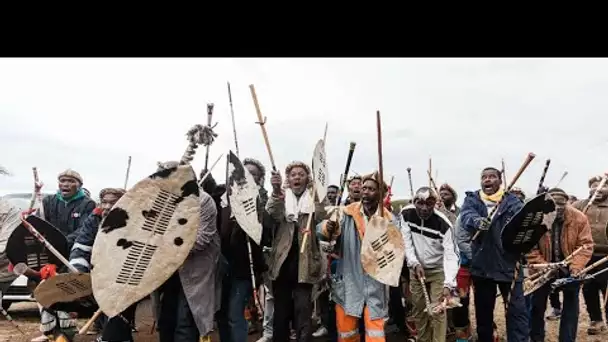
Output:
[91, 165, 200, 318]
[34, 273, 92, 309]
[360, 215, 405, 287]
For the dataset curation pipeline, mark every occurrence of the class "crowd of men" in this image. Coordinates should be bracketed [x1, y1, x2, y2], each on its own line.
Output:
[0, 160, 607, 342]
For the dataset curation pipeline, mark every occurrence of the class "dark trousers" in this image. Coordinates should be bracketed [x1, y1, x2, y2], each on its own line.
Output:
[217, 275, 252, 342]
[388, 285, 410, 337]
[583, 255, 608, 322]
[549, 290, 561, 310]
[273, 279, 313, 342]
[452, 294, 470, 329]
[100, 304, 137, 342]
[529, 282, 579, 342]
[472, 276, 528, 342]
[157, 273, 200, 342]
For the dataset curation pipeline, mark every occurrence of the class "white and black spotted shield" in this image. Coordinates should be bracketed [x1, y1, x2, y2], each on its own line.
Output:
[91, 164, 201, 318]
[226, 151, 262, 245]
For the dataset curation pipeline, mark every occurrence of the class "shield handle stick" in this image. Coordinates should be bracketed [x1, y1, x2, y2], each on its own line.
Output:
[471, 152, 536, 242]
[300, 179, 318, 254]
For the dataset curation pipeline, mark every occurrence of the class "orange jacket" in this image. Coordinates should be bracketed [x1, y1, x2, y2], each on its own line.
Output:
[526, 204, 593, 273]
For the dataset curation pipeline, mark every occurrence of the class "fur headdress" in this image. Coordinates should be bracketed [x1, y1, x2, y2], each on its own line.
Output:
[284, 161, 312, 188]
[243, 158, 266, 184]
[99, 188, 126, 200]
[548, 187, 568, 200]
[58, 169, 83, 185]
[439, 183, 458, 201]
[589, 175, 604, 188]
[361, 171, 388, 192]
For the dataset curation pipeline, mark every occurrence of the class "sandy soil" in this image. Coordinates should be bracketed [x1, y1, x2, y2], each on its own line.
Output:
[0, 294, 604, 342]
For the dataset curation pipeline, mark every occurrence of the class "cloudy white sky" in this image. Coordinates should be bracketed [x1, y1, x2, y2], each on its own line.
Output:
[1, 58, 607, 203]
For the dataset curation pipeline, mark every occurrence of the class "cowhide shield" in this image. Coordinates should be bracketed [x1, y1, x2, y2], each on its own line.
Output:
[6, 215, 69, 271]
[312, 139, 329, 202]
[91, 165, 200, 318]
[501, 192, 556, 255]
[34, 273, 92, 309]
[227, 151, 262, 245]
[360, 215, 405, 287]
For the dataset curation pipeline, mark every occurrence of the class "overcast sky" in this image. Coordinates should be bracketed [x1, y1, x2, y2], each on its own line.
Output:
[0, 58, 606, 203]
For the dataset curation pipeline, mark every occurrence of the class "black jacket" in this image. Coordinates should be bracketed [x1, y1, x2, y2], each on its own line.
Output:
[42, 190, 96, 247]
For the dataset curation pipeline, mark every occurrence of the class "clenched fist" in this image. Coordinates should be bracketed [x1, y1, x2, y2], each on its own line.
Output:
[270, 171, 282, 195]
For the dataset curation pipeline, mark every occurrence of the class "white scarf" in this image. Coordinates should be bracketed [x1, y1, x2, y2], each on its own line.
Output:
[284, 188, 313, 223]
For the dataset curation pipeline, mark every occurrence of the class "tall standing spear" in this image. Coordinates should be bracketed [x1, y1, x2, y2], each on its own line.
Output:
[227, 83, 264, 323]
[123, 156, 132, 189]
[227, 82, 240, 157]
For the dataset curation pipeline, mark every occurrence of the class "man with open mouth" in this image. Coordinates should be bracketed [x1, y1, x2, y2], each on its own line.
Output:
[460, 167, 526, 342]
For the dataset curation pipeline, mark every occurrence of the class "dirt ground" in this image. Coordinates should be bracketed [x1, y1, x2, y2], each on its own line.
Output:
[0, 294, 603, 342]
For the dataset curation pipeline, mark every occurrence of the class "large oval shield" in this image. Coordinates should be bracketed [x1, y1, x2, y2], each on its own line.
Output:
[7, 215, 69, 271]
[360, 213, 405, 287]
[91, 165, 200, 318]
[227, 151, 262, 245]
[501, 192, 555, 255]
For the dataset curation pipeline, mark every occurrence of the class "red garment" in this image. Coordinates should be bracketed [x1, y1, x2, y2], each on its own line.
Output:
[456, 266, 471, 298]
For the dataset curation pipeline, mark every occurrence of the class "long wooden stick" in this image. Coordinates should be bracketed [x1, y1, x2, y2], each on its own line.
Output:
[250, 84, 277, 171]
[377, 111, 385, 213]
[501, 158, 507, 188]
[300, 182, 317, 254]
[554, 171, 568, 188]
[227, 82, 240, 158]
[583, 173, 608, 214]
[471, 152, 536, 242]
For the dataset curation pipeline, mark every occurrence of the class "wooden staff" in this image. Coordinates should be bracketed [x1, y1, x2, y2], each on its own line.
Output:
[28, 167, 42, 212]
[335, 142, 356, 205]
[583, 173, 608, 214]
[123, 156, 132, 189]
[471, 152, 536, 242]
[407, 167, 414, 199]
[377, 110, 385, 213]
[300, 182, 317, 254]
[501, 158, 507, 187]
[427, 170, 447, 211]
[536, 159, 551, 195]
[428, 158, 432, 188]
[250, 84, 277, 171]
[227, 82, 240, 157]
[204, 103, 215, 170]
